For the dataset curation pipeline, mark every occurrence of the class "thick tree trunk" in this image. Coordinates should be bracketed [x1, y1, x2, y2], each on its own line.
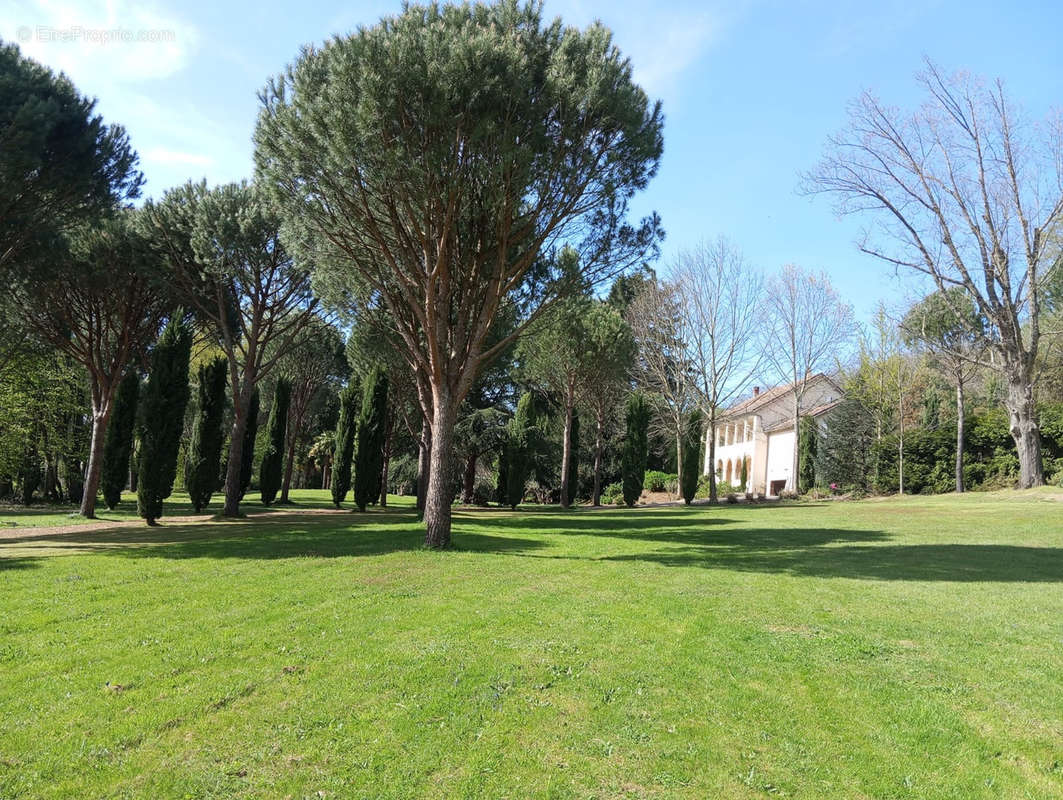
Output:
[79, 402, 113, 518]
[708, 416, 718, 502]
[790, 392, 800, 492]
[321, 453, 331, 490]
[955, 380, 965, 493]
[416, 421, 431, 514]
[674, 423, 683, 501]
[379, 412, 393, 507]
[560, 400, 574, 509]
[592, 410, 604, 506]
[461, 452, 477, 504]
[1005, 373, 1044, 488]
[423, 397, 456, 549]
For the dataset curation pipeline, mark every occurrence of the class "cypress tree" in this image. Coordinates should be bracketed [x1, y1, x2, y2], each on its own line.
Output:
[137, 316, 192, 525]
[505, 392, 536, 509]
[680, 409, 702, 505]
[331, 381, 360, 508]
[259, 378, 291, 506]
[566, 412, 580, 506]
[100, 368, 139, 510]
[798, 416, 818, 493]
[238, 388, 260, 500]
[185, 356, 228, 513]
[740, 456, 748, 492]
[621, 393, 650, 507]
[354, 366, 388, 512]
[495, 446, 508, 506]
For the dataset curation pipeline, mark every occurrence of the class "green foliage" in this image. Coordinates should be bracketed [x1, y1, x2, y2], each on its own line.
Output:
[0, 41, 142, 276]
[100, 369, 139, 510]
[330, 382, 360, 508]
[680, 410, 702, 504]
[601, 482, 624, 505]
[621, 393, 650, 506]
[238, 389, 261, 500]
[798, 416, 818, 493]
[185, 357, 228, 513]
[739, 457, 749, 493]
[643, 470, 678, 493]
[816, 395, 878, 492]
[259, 378, 291, 506]
[354, 366, 388, 512]
[137, 317, 192, 523]
[566, 412, 580, 504]
[505, 392, 537, 509]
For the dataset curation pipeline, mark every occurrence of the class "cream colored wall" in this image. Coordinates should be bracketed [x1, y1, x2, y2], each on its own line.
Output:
[766, 430, 796, 492]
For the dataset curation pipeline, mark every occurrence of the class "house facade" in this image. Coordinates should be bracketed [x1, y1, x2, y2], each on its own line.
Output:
[704, 374, 842, 496]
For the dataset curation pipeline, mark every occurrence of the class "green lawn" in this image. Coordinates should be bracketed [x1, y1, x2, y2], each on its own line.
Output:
[1, 491, 1061, 799]
[0, 488, 342, 529]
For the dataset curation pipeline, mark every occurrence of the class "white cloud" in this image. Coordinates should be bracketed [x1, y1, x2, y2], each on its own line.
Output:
[1, 0, 199, 85]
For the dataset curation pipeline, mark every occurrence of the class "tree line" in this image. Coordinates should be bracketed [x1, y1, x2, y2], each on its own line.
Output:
[3, 5, 1062, 542]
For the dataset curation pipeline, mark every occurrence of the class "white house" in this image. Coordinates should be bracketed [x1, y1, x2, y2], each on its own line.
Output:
[704, 374, 842, 496]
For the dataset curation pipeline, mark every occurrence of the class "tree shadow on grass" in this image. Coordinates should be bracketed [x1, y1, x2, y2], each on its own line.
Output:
[0, 510, 546, 564]
[456, 508, 1063, 582]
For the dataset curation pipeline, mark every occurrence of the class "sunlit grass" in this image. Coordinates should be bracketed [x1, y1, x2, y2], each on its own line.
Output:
[1, 491, 1061, 798]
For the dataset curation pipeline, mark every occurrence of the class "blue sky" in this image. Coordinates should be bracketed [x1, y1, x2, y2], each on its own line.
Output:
[4, 0, 1062, 321]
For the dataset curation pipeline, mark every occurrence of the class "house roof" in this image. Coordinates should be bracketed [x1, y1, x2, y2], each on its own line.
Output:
[721, 373, 840, 421]
[762, 398, 843, 433]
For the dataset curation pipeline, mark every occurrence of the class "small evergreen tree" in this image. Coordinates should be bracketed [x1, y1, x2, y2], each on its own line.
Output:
[739, 457, 748, 492]
[566, 412, 580, 505]
[621, 393, 650, 507]
[185, 357, 228, 512]
[259, 378, 291, 505]
[238, 388, 260, 500]
[331, 381, 360, 508]
[100, 368, 139, 510]
[495, 446, 508, 506]
[354, 366, 388, 511]
[505, 392, 536, 509]
[137, 317, 192, 525]
[680, 409, 702, 505]
[798, 416, 818, 493]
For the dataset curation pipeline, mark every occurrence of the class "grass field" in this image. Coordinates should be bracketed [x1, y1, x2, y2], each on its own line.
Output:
[1, 490, 1061, 799]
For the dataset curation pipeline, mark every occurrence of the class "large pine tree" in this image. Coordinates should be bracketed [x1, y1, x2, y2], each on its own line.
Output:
[330, 381, 360, 508]
[185, 356, 228, 513]
[354, 366, 388, 512]
[259, 378, 291, 506]
[100, 368, 139, 510]
[137, 317, 192, 525]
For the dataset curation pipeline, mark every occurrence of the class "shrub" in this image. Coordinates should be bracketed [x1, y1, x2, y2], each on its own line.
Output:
[602, 482, 624, 505]
[725, 493, 738, 504]
[643, 469, 677, 493]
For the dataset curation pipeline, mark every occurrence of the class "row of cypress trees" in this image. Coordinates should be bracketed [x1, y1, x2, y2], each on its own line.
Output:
[330, 365, 389, 511]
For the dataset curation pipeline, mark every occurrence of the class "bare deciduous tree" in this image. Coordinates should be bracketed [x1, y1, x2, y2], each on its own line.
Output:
[763, 264, 855, 492]
[806, 61, 1063, 487]
[674, 238, 763, 502]
[626, 279, 695, 489]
